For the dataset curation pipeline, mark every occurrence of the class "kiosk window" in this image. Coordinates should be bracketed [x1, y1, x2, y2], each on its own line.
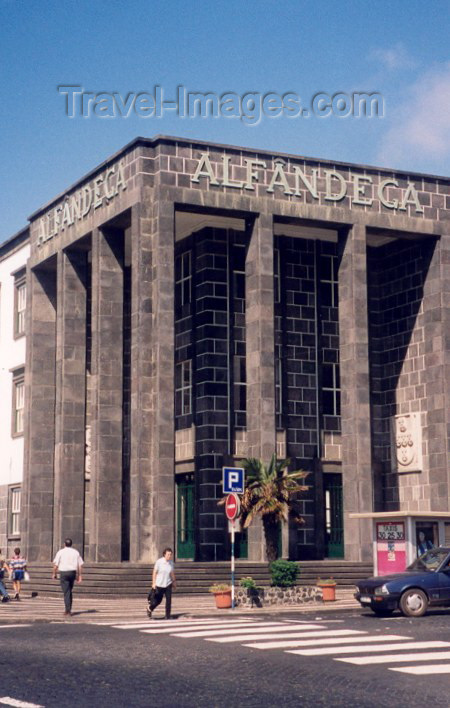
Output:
[445, 523, 450, 545]
[416, 521, 438, 556]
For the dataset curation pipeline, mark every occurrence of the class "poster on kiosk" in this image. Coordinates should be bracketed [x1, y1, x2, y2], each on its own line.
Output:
[376, 521, 406, 575]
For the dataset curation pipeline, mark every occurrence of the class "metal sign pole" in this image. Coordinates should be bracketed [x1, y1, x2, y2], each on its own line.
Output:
[225, 493, 240, 611]
[231, 520, 235, 610]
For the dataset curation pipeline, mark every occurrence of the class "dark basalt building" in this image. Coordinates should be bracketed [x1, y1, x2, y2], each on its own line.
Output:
[22, 135, 450, 564]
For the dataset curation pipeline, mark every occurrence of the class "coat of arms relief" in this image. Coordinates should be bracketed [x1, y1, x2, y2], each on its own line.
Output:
[391, 413, 422, 473]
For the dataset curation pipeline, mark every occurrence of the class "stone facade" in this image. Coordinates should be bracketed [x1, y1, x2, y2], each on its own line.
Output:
[4, 134, 447, 565]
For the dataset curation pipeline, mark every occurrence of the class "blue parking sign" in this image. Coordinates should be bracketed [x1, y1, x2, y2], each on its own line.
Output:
[223, 467, 245, 494]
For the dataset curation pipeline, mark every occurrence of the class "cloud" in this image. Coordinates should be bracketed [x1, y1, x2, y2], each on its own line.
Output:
[369, 43, 417, 71]
[377, 62, 450, 170]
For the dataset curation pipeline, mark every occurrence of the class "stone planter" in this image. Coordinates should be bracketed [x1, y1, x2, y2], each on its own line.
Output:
[247, 586, 263, 608]
[235, 585, 322, 607]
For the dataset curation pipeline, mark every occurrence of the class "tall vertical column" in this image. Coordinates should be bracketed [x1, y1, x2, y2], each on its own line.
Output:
[422, 234, 450, 509]
[339, 223, 373, 561]
[245, 213, 276, 561]
[130, 196, 175, 561]
[23, 263, 57, 560]
[53, 249, 87, 553]
[442, 233, 450, 509]
[129, 200, 153, 561]
[89, 228, 124, 561]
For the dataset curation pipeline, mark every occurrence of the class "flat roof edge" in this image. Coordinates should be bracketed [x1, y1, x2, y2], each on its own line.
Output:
[0, 226, 30, 256]
[27, 134, 450, 223]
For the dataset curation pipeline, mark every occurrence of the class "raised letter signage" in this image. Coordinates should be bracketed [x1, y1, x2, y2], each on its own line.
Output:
[37, 161, 127, 247]
[190, 152, 425, 215]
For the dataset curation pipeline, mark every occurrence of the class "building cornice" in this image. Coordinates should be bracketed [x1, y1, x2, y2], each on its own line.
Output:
[27, 135, 450, 223]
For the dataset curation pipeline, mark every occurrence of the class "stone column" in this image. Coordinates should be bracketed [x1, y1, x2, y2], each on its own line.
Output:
[245, 213, 276, 561]
[53, 249, 87, 554]
[339, 223, 373, 562]
[130, 195, 175, 561]
[422, 234, 450, 509]
[89, 228, 124, 561]
[23, 263, 57, 561]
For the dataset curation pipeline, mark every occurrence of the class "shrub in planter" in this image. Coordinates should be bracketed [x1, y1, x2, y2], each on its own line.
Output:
[269, 559, 299, 587]
[239, 576, 257, 590]
[239, 576, 263, 607]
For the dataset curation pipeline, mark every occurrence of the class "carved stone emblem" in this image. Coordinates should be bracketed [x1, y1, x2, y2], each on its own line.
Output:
[392, 413, 422, 473]
[84, 424, 91, 477]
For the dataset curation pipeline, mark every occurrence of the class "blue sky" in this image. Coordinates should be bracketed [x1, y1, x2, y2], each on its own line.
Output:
[1, 0, 449, 242]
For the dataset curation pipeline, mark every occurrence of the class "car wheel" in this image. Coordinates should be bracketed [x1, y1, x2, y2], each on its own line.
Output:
[399, 588, 428, 617]
[371, 607, 394, 617]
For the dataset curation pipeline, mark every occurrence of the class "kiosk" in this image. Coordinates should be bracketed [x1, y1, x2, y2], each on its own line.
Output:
[349, 512, 450, 576]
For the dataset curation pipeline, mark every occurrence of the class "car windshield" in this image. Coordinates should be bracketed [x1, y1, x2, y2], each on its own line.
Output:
[407, 548, 449, 572]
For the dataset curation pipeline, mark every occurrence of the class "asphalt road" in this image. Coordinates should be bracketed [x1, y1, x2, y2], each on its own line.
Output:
[1, 608, 450, 707]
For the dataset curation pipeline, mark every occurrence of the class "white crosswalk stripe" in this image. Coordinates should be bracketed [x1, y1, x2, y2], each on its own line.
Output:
[0, 625, 32, 630]
[244, 633, 409, 649]
[110, 619, 256, 630]
[141, 621, 260, 635]
[390, 664, 450, 675]
[170, 623, 325, 638]
[287, 641, 450, 656]
[207, 628, 361, 643]
[338, 651, 450, 665]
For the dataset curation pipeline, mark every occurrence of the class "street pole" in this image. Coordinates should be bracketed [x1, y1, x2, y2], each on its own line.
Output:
[231, 519, 235, 609]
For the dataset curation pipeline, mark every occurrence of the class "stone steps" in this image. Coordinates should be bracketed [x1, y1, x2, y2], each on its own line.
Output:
[11, 560, 372, 597]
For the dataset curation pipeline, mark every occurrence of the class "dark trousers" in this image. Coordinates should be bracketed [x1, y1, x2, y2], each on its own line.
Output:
[150, 585, 172, 618]
[0, 578, 8, 599]
[60, 571, 76, 612]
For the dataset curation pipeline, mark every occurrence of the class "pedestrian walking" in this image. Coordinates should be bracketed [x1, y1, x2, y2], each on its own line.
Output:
[0, 549, 10, 603]
[8, 548, 27, 601]
[52, 538, 84, 616]
[147, 547, 176, 619]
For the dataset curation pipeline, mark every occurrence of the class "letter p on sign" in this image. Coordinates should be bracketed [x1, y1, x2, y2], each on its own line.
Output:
[223, 467, 245, 494]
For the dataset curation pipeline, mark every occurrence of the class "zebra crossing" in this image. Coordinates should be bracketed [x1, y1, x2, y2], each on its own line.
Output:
[105, 616, 450, 677]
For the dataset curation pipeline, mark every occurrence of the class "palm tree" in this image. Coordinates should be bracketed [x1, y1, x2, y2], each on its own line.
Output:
[239, 454, 309, 562]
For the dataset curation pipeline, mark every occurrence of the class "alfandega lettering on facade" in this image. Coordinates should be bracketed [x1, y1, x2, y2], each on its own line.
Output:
[191, 152, 424, 214]
[37, 161, 127, 246]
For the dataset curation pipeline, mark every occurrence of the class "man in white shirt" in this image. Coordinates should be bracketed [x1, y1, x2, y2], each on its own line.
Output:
[52, 538, 84, 616]
[147, 547, 176, 619]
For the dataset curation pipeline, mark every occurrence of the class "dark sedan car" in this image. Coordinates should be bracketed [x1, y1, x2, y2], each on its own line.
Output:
[355, 546, 450, 617]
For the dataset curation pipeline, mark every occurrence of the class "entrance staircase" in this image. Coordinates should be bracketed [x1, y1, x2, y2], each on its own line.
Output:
[18, 560, 373, 599]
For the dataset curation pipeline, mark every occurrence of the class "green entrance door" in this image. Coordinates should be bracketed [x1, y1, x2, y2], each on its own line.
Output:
[176, 474, 196, 559]
[234, 528, 248, 559]
[324, 473, 344, 558]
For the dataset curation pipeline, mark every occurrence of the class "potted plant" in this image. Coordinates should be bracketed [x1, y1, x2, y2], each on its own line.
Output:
[239, 576, 263, 607]
[209, 583, 232, 609]
[239, 576, 257, 592]
[317, 577, 337, 602]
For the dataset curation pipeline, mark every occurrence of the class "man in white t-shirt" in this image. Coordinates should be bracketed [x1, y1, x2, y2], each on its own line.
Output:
[52, 538, 84, 616]
[147, 547, 176, 619]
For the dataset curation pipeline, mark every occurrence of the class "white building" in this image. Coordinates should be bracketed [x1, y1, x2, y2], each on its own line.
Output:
[0, 228, 30, 554]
